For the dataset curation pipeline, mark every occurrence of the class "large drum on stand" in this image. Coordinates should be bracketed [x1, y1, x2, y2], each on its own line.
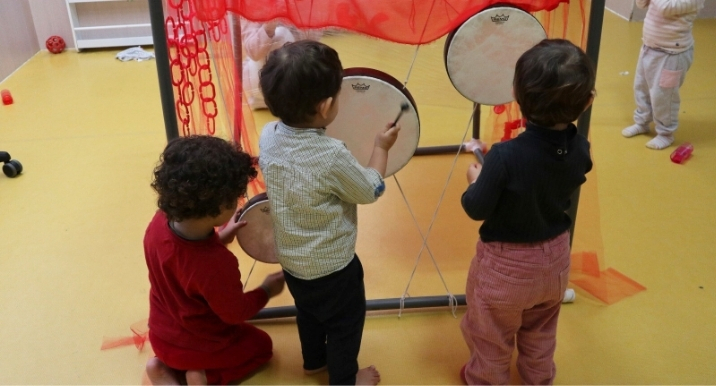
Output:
[327, 67, 420, 177]
[444, 6, 547, 106]
[237, 68, 421, 263]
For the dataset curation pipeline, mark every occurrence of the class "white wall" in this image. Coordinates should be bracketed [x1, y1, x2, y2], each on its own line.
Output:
[0, 0, 39, 82]
[28, 0, 75, 50]
[703, 0, 716, 16]
[606, 0, 636, 20]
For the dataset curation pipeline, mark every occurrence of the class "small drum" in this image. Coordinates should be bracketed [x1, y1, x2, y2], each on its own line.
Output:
[235, 192, 279, 264]
[326, 68, 420, 177]
[444, 6, 547, 106]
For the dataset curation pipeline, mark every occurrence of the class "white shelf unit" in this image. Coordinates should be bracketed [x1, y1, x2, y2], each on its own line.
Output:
[65, 0, 153, 50]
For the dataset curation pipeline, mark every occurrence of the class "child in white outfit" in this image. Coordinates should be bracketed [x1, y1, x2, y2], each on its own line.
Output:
[242, 20, 322, 110]
[622, 0, 704, 150]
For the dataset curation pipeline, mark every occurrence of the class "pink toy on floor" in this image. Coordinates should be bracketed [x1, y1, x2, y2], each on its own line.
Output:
[1, 89, 13, 105]
[670, 143, 693, 164]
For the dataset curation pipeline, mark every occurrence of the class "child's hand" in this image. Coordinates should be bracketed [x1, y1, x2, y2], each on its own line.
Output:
[218, 208, 248, 245]
[260, 271, 286, 299]
[466, 163, 482, 184]
[374, 122, 401, 151]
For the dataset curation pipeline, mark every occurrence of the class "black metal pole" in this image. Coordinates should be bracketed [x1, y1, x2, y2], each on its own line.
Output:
[473, 102, 481, 139]
[231, 14, 243, 144]
[413, 144, 465, 156]
[252, 295, 467, 320]
[148, 0, 179, 141]
[567, 0, 605, 245]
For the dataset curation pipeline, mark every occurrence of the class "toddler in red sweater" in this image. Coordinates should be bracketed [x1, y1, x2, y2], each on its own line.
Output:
[144, 135, 285, 385]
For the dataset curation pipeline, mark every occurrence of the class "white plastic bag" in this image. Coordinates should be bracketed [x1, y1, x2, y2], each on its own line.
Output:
[116, 46, 155, 62]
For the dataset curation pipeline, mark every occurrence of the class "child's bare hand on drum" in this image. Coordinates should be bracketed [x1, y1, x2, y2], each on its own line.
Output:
[375, 122, 401, 151]
[218, 207, 248, 245]
[466, 163, 482, 184]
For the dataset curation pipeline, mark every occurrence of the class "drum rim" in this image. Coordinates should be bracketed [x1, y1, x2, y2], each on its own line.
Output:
[335, 67, 421, 177]
[342, 67, 419, 117]
[238, 191, 269, 222]
[443, 5, 546, 105]
[236, 191, 278, 263]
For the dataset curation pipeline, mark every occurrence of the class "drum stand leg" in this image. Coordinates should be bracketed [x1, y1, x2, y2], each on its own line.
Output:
[252, 290, 574, 320]
[253, 295, 467, 320]
[413, 103, 481, 158]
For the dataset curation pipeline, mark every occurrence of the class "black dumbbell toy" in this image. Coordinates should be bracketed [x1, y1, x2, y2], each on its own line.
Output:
[0, 151, 23, 178]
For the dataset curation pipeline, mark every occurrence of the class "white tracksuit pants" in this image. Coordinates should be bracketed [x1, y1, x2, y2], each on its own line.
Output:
[633, 44, 694, 136]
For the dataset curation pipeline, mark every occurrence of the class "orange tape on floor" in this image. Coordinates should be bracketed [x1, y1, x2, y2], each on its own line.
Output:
[100, 319, 149, 351]
[570, 251, 647, 304]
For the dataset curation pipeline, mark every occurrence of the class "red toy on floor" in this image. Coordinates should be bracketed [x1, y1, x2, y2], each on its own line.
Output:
[46, 36, 66, 54]
[1, 89, 12, 105]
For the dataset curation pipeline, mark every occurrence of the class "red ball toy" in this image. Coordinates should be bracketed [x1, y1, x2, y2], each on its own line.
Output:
[46, 36, 66, 54]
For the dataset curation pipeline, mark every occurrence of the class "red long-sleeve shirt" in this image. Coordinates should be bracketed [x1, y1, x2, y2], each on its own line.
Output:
[144, 211, 268, 352]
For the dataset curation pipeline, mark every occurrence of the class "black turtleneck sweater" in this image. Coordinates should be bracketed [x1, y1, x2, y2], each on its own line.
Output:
[461, 122, 593, 243]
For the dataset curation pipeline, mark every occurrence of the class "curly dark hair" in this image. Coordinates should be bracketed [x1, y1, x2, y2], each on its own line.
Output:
[260, 40, 343, 126]
[151, 135, 257, 222]
[513, 39, 596, 128]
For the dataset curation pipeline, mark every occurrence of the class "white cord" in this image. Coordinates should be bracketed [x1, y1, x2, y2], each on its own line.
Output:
[396, 105, 479, 318]
[403, 45, 421, 88]
[243, 259, 257, 290]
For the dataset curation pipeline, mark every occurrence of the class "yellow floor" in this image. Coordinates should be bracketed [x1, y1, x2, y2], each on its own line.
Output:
[1, 10, 716, 385]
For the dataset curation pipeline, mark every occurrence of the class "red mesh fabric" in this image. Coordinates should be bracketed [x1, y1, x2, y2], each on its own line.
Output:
[192, 0, 568, 44]
[165, 0, 266, 198]
[191, 0, 568, 44]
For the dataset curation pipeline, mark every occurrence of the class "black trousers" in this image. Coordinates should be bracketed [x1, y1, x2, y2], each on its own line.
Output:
[284, 256, 366, 385]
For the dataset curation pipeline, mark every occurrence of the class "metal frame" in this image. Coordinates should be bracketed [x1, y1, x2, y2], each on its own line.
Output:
[148, 0, 606, 318]
[148, 0, 179, 141]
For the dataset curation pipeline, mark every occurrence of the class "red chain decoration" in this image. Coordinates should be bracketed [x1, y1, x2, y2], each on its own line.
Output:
[166, 0, 220, 136]
[163, 0, 267, 199]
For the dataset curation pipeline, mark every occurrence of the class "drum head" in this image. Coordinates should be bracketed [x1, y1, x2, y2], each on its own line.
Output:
[326, 68, 420, 177]
[235, 193, 279, 264]
[444, 6, 546, 105]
